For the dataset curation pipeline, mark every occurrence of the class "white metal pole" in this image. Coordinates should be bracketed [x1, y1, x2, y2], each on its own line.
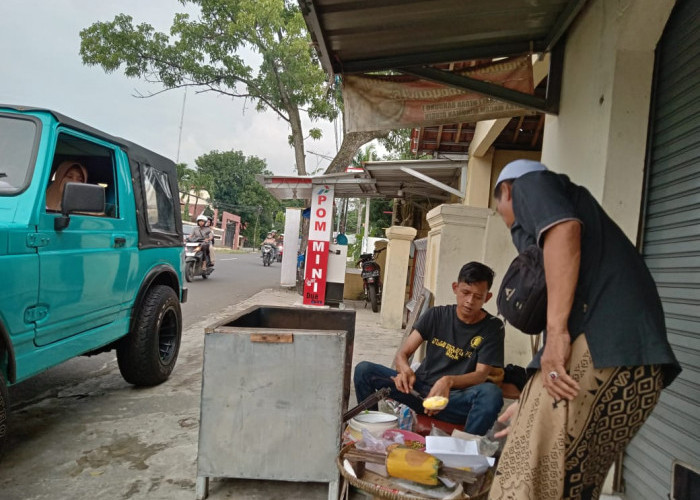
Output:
[363, 197, 371, 253]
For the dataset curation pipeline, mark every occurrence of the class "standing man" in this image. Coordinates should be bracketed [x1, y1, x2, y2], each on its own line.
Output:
[354, 262, 505, 436]
[489, 160, 681, 500]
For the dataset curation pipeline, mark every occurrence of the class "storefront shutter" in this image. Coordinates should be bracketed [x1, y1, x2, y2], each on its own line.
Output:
[632, 0, 700, 498]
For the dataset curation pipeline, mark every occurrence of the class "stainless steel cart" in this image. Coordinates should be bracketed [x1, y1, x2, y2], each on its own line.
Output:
[195, 306, 355, 500]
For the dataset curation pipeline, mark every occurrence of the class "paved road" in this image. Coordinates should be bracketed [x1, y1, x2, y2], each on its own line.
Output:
[7, 250, 282, 412]
[180, 250, 282, 328]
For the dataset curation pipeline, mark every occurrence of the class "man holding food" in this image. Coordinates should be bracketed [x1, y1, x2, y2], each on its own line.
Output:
[354, 262, 505, 435]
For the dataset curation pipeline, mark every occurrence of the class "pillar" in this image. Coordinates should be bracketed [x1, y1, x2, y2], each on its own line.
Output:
[424, 204, 491, 306]
[280, 208, 301, 287]
[380, 226, 417, 329]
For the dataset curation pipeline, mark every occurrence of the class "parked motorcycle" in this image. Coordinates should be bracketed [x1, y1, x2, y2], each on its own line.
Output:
[357, 249, 384, 312]
[262, 243, 275, 266]
[185, 239, 214, 281]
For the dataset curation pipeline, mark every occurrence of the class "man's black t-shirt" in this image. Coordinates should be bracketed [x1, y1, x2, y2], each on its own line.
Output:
[413, 305, 504, 387]
[511, 170, 681, 386]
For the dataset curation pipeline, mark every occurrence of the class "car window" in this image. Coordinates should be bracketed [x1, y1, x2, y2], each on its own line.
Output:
[47, 133, 117, 217]
[142, 164, 177, 234]
[0, 115, 39, 195]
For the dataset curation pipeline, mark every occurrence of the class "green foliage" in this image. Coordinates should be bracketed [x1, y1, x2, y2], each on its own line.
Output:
[379, 129, 417, 160]
[351, 144, 377, 167]
[348, 240, 362, 265]
[194, 150, 281, 245]
[79, 0, 338, 175]
[369, 198, 393, 236]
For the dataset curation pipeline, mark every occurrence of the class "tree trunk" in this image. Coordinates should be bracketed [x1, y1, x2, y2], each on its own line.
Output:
[324, 130, 388, 174]
[286, 105, 307, 176]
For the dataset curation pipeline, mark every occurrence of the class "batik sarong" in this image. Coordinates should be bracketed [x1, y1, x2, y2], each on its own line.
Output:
[489, 334, 664, 500]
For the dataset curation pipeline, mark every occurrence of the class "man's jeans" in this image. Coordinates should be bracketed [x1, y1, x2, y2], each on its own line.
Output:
[353, 361, 503, 436]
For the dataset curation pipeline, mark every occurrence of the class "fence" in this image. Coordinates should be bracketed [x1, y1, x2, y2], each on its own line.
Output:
[405, 237, 428, 321]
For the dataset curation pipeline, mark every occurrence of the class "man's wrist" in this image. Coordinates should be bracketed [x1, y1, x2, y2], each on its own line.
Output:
[440, 375, 454, 389]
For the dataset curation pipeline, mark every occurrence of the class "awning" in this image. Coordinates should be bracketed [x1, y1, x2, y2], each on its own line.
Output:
[299, 0, 588, 115]
[259, 159, 466, 202]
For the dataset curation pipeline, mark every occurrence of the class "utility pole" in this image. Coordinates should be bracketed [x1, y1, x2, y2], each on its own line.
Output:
[176, 88, 187, 164]
[253, 206, 262, 247]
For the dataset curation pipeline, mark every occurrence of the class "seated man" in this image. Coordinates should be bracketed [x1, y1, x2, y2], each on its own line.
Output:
[354, 261, 505, 435]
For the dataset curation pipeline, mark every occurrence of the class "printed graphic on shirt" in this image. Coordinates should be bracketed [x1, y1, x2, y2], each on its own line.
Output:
[431, 335, 484, 360]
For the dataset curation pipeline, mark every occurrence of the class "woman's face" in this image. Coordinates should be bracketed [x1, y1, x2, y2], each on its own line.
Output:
[65, 167, 85, 183]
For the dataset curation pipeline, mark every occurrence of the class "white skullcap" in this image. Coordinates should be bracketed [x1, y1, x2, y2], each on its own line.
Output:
[495, 159, 548, 187]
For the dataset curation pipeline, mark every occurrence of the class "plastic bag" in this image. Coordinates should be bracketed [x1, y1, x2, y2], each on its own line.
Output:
[355, 428, 404, 453]
[377, 399, 416, 431]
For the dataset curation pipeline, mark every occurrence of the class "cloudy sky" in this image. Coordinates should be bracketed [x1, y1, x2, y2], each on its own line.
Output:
[1, 0, 340, 175]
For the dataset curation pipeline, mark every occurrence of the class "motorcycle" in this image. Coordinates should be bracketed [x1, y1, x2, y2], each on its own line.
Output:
[261, 243, 275, 266]
[276, 243, 284, 262]
[357, 249, 384, 312]
[184, 239, 214, 281]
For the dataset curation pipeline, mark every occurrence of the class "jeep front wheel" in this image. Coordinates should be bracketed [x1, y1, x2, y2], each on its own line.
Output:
[117, 285, 182, 386]
[0, 370, 8, 458]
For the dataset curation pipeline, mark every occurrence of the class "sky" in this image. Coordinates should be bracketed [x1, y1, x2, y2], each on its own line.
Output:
[1, 0, 341, 175]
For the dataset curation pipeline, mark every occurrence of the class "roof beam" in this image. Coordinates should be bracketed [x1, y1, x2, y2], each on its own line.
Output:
[298, 0, 335, 75]
[468, 53, 550, 157]
[400, 65, 551, 114]
[339, 41, 546, 74]
[544, 0, 589, 51]
[399, 166, 464, 199]
[470, 118, 510, 157]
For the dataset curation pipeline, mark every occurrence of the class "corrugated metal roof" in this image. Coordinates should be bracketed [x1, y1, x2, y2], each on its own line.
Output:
[299, 0, 587, 75]
[260, 159, 466, 201]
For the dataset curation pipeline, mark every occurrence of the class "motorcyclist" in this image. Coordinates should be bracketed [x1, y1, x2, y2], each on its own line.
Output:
[262, 231, 277, 260]
[188, 214, 214, 267]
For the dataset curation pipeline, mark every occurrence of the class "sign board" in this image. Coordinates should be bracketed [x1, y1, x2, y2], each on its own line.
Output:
[303, 185, 334, 306]
[344, 56, 534, 133]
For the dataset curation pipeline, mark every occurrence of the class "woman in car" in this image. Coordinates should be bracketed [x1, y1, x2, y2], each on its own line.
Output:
[46, 161, 88, 211]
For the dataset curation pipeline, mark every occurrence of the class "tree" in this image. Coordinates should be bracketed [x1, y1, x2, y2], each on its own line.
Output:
[79, 0, 338, 176]
[194, 150, 281, 245]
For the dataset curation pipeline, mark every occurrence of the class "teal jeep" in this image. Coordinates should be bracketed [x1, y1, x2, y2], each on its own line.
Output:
[0, 105, 187, 456]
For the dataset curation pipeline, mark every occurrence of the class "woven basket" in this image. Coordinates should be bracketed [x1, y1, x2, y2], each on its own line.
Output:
[336, 444, 493, 500]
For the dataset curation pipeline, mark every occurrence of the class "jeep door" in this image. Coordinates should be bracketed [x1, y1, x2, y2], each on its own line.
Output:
[34, 131, 135, 346]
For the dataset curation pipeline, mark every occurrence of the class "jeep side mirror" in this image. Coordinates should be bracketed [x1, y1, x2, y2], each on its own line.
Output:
[55, 183, 105, 231]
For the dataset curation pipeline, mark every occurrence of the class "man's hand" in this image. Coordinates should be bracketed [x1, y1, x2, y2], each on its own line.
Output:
[424, 376, 452, 416]
[391, 369, 415, 394]
[540, 330, 579, 400]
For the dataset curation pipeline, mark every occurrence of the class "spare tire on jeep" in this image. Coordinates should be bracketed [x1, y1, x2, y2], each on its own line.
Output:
[117, 285, 182, 386]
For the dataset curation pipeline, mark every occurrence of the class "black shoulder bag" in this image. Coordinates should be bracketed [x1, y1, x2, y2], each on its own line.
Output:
[496, 245, 547, 334]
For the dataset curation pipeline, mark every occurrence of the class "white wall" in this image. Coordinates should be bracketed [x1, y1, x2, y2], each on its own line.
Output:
[540, 0, 675, 241]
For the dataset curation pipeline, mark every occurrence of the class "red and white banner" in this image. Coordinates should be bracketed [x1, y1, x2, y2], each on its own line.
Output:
[303, 185, 334, 306]
[343, 56, 535, 133]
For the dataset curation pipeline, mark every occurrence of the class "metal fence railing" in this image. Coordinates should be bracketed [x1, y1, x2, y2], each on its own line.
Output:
[405, 237, 428, 318]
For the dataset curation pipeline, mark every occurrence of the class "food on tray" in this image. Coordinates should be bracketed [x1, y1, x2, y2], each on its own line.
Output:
[422, 396, 449, 410]
[386, 444, 441, 486]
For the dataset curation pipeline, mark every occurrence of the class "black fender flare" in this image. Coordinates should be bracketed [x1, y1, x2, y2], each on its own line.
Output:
[130, 265, 182, 333]
[0, 321, 16, 384]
